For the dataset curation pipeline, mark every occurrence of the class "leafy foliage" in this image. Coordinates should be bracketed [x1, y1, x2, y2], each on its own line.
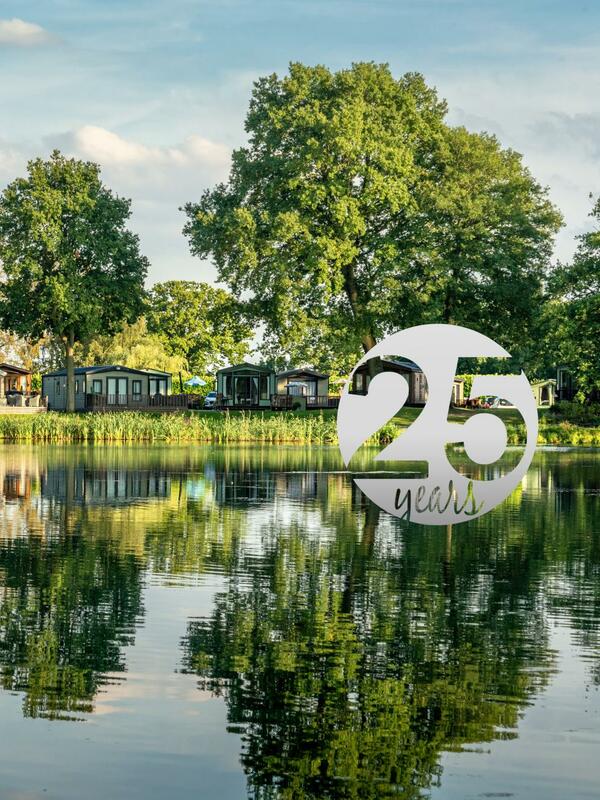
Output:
[85, 317, 187, 375]
[147, 280, 253, 374]
[547, 199, 600, 401]
[549, 401, 600, 425]
[0, 151, 148, 410]
[185, 62, 562, 372]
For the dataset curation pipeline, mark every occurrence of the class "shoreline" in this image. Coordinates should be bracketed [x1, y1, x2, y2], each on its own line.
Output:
[0, 410, 598, 447]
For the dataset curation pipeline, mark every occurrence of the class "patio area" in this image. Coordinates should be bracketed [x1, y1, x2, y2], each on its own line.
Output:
[0, 363, 43, 411]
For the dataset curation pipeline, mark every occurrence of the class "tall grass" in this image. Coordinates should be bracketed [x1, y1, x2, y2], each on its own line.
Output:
[0, 411, 341, 444]
[0, 411, 597, 446]
[503, 420, 600, 446]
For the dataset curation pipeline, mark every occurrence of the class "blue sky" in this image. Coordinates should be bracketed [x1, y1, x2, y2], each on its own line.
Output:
[1, 0, 599, 284]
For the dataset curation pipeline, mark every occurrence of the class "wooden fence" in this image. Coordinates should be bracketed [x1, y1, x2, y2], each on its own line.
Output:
[85, 393, 189, 411]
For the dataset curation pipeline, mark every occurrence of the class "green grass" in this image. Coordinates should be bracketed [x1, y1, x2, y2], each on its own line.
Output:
[0, 407, 597, 446]
[390, 406, 600, 446]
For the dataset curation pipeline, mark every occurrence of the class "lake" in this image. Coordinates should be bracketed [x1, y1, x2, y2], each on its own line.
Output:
[0, 444, 598, 799]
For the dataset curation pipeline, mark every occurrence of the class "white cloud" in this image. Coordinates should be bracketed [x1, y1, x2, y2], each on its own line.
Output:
[52, 126, 232, 283]
[430, 59, 600, 262]
[0, 126, 230, 285]
[70, 125, 230, 171]
[0, 18, 53, 47]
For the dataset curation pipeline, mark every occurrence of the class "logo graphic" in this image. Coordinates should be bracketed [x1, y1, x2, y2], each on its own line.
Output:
[337, 324, 538, 525]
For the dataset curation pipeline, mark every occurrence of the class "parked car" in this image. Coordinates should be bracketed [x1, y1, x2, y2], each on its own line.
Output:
[204, 391, 218, 409]
[490, 397, 516, 409]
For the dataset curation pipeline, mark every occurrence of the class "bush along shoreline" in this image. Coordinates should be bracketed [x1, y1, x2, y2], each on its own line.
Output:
[0, 410, 598, 446]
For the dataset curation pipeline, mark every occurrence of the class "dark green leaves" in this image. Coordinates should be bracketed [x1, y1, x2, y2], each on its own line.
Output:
[0, 150, 148, 349]
[184, 63, 562, 372]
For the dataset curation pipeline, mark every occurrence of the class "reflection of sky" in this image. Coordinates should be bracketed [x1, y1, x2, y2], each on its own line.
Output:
[433, 624, 600, 800]
[0, 583, 246, 800]
[185, 477, 205, 500]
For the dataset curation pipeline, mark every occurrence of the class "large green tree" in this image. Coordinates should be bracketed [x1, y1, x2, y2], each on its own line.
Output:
[184, 62, 562, 373]
[85, 318, 187, 375]
[548, 199, 600, 401]
[0, 151, 148, 410]
[147, 280, 253, 374]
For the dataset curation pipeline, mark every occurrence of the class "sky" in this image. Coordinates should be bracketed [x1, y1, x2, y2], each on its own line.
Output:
[1, 0, 600, 286]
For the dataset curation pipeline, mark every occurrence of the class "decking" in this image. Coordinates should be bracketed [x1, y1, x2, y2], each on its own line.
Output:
[84, 393, 189, 411]
[0, 394, 46, 413]
[0, 406, 47, 414]
[219, 394, 340, 411]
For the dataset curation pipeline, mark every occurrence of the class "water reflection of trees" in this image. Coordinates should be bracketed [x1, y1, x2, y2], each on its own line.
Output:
[181, 505, 557, 798]
[0, 535, 143, 720]
[0, 445, 254, 718]
[179, 449, 600, 799]
[0, 443, 597, 800]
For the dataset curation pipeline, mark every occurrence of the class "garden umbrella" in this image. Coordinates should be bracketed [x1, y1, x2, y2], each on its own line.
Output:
[184, 376, 207, 387]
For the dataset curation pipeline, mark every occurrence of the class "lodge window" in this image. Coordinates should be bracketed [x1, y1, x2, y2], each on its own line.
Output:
[132, 379, 142, 398]
[92, 379, 102, 394]
[75, 380, 79, 394]
[56, 381, 60, 395]
[149, 377, 167, 395]
[225, 375, 232, 397]
[260, 375, 268, 400]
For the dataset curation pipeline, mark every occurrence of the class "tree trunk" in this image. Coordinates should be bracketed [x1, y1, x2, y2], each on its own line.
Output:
[443, 288, 455, 325]
[361, 333, 382, 378]
[443, 255, 460, 325]
[64, 329, 76, 413]
[361, 332, 377, 353]
[342, 499, 379, 614]
[343, 262, 380, 376]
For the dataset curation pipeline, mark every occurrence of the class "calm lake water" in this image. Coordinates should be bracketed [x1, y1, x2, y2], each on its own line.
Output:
[0, 444, 598, 799]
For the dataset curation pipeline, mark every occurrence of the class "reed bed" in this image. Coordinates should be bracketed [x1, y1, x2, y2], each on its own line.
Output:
[0, 411, 597, 447]
[0, 411, 341, 444]
[504, 421, 600, 446]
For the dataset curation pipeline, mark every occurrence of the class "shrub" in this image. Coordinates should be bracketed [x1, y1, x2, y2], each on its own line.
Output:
[548, 401, 600, 426]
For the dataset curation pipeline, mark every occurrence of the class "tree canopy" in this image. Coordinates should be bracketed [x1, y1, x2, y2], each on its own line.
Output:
[85, 318, 187, 375]
[147, 280, 253, 374]
[184, 62, 562, 373]
[0, 150, 148, 410]
[548, 199, 600, 401]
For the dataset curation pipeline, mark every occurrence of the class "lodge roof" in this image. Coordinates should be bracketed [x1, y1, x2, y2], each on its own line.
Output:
[0, 362, 32, 375]
[354, 358, 422, 373]
[531, 378, 557, 386]
[216, 361, 273, 374]
[42, 365, 171, 378]
[277, 368, 329, 379]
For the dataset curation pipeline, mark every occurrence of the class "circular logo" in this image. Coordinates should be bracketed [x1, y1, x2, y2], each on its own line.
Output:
[337, 324, 538, 525]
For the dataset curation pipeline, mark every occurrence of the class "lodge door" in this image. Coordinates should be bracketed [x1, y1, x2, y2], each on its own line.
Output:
[107, 377, 128, 405]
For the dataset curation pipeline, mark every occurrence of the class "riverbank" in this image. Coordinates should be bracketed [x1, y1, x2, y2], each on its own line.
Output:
[0, 409, 598, 445]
